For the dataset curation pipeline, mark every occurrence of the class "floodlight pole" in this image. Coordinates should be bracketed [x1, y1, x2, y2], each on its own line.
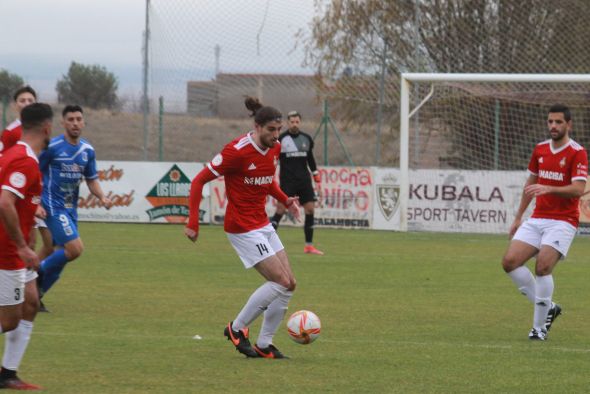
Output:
[142, 0, 151, 160]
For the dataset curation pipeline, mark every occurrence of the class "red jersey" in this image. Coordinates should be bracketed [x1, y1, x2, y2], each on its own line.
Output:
[0, 142, 42, 270]
[528, 139, 588, 227]
[207, 132, 281, 233]
[0, 120, 22, 154]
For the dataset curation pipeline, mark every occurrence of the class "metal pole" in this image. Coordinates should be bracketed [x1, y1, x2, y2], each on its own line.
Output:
[494, 99, 500, 170]
[142, 0, 150, 160]
[375, 42, 387, 166]
[323, 100, 329, 166]
[158, 96, 164, 161]
[399, 77, 410, 232]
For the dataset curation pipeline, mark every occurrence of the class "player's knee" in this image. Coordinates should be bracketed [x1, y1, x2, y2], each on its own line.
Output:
[501, 254, 519, 273]
[535, 265, 553, 276]
[23, 297, 40, 320]
[276, 275, 294, 291]
[65, 243, 84, 260]
[1, 315, 21, 332]
[288, 279, 296, 292]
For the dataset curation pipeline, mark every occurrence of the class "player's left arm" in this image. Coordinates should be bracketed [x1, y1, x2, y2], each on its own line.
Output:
[86, 178, 112, 209]
[84, 149, 112, 209]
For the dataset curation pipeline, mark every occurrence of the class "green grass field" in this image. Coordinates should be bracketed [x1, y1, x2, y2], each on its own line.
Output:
[9, 223, 590, 393]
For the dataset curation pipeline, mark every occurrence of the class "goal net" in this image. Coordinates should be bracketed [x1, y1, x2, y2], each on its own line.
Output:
[398, 74, 590, 233]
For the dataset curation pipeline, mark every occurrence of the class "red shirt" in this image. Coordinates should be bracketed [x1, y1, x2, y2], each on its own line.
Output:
[207, 132, 281, 233]
[0, 120, 22, 154]
[0, 142, 42, 270]
[528, 139, 588, 227]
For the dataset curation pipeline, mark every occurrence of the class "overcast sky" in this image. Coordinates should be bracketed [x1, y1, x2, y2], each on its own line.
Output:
[0, 0, 317, 103]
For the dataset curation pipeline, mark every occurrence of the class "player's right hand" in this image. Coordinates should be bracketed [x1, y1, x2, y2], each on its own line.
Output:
[508, 218, 522, 239]
[17, 245, 39, 270]
[184, 227, 199, 243]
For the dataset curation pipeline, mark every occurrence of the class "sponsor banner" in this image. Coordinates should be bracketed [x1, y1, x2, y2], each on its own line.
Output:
[78, 161, 210, 224]
[406, 170, 527, 233]
[210, 166, 373, 229]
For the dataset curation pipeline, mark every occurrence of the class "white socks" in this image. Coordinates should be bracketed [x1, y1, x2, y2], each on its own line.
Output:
[508, 266, 536, 303]
[256, 289, 293, 348]
[2, 320, 33, 371]
[533, 275, 554, 330]
[508, 268, 555, 331]
[232, 282, 289, 331]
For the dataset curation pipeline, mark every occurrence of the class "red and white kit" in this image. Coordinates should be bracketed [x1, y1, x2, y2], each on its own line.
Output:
[0, 119, 22, 154]
[514, 139, 588, 257]
[187, 132, 289, 267]
[0, 141, 42, 270]
[527, 139, 588, 227]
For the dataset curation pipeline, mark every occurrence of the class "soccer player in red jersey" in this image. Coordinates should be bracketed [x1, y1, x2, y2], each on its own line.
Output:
[186, 97, 300, 359]
[0, 86, 36, 154]
[0, 103, 53, 390]
[1, 86, 53, 306]
[502, 104, 588, 341]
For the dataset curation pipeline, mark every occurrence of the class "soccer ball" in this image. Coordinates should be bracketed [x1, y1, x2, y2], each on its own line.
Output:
[286, 310, 321, 344]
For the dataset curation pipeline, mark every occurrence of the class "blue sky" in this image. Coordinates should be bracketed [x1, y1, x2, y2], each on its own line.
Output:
[0, 0, 316, 104]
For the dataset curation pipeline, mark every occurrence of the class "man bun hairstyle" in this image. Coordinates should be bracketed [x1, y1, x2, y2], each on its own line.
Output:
[244, 96, 282, 126]
[20, 103, 53, 130]
[13, 85, 37, 102]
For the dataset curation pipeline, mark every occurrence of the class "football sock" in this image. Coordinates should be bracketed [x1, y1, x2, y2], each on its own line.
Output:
[232, 282, 286, 331]
[2, 320, 33, 371]
[533, 275, 554, 330]
[39, 249, 68, 294]
[304, 214, 314, 243]
[508, 266, 536, 303]
[257, 288, 292, 348]
[270, 213, 283, 230]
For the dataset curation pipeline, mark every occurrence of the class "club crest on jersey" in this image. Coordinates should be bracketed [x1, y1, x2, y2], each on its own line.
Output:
[9, 172, 26, 188]
[212, 154, 223, 166]
[538, 157, 543, 164]
[377, 184, 400, 221]
[559, 157, 566, 168]
[81, 151, 88, 162]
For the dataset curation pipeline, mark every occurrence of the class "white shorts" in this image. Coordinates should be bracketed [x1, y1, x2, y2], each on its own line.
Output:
[227, 224, 284, 268]
[25, 269, 38, 283]
[513, 218, 577, 259]
[0, 269, 26, 306]
[34, 217, 47, 228]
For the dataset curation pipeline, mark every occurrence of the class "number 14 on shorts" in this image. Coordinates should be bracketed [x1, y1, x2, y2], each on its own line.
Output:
[255, 243, 270, 256]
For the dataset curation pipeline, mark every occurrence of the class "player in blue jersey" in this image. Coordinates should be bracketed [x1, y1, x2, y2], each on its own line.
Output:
[37, 105, 112, 310]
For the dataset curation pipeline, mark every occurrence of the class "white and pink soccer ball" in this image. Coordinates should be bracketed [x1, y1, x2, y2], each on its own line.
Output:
[286, 310, 321, 344]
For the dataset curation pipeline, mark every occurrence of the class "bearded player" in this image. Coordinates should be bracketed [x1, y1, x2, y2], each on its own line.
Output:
[185, 97, 299, 359]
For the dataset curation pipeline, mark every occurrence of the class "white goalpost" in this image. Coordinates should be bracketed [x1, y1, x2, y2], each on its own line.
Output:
[399, 73, 590, 232]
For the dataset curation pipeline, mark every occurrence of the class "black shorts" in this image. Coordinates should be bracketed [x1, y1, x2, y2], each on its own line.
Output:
[280, 177, 316, 205]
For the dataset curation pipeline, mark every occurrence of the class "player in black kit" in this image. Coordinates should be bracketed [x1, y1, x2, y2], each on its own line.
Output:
[270, 111, 323, 255]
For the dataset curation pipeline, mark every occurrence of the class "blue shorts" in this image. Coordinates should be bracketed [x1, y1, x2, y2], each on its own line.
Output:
[45, 210, 79, 246]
